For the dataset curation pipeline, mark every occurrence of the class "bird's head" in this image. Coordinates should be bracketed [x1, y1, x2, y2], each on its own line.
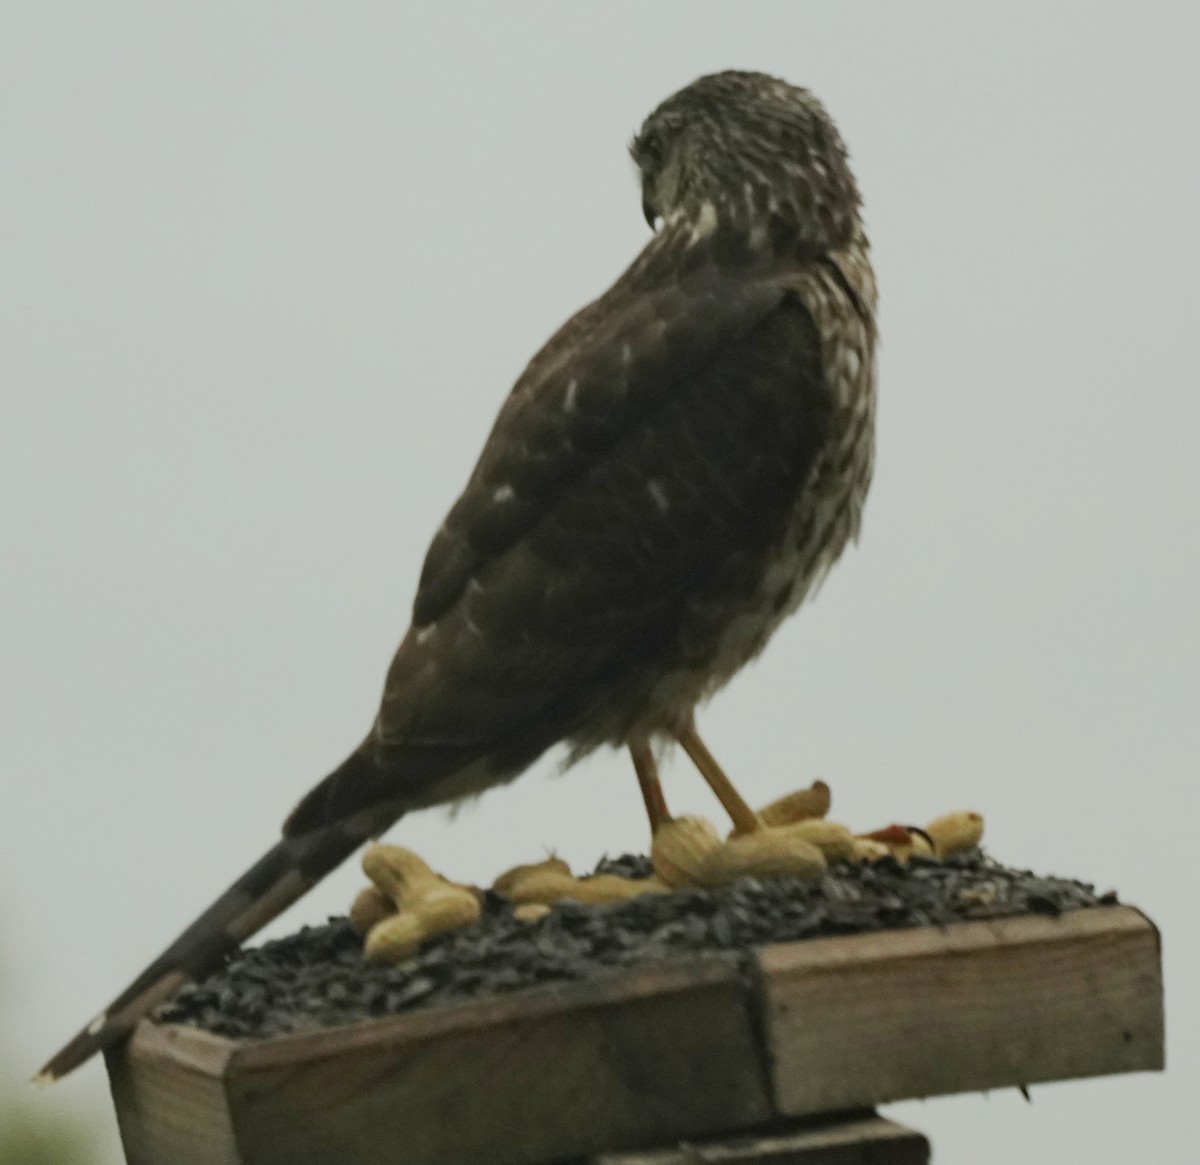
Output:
[631, 71, 861, 251]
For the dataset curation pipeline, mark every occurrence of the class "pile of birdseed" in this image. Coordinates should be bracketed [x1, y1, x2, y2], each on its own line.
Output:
[155, 850, 1113, 1041]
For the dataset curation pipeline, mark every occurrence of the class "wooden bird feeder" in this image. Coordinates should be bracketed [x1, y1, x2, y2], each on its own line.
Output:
[106, 905, 1162, 1164]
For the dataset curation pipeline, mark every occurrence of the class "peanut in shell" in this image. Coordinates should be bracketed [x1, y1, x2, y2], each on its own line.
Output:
[361, 844, 441, 909]
[569, 874, 668, 904]
[503, 870, 667, 906]
[701, 829, 826, 886]
[926, 811, 984, 857]
[363, 912, 426, 963]
[349, 885, 395, 937]
[364, 886, 481, 964]
[781, 819, 856, 861]
[501, 869, 583, 905]
[493, 855, 571, 897]
[651, 815, 723, 888]
[757, 780, 831, 828]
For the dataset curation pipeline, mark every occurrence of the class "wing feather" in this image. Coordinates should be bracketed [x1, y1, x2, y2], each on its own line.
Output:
[412, 253, 784, 628]
[317, 231, 834, 825]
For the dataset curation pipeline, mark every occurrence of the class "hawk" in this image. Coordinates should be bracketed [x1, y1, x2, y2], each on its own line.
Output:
[41, 69, 876, 1079]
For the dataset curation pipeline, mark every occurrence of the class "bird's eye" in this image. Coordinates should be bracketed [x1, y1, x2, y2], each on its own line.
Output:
[632, 129, 662, 170]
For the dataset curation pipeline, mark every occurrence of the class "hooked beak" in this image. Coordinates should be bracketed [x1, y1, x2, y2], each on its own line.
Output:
[642, 196, 658, 231]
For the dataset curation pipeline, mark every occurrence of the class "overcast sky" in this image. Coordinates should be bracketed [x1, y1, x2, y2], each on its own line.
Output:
[2, 4, 1196, 1162]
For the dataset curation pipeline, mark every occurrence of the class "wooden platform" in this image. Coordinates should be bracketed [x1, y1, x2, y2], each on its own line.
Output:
[106, 905, 1163, 1165]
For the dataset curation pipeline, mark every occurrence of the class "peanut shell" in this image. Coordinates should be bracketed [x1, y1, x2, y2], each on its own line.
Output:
[364, 886, 481, 964]
[757, 780, 831, 827]
[569, 874, 668, 904]
[651, 815, 722, 888]
[701, 829, 826, 886]
[349, 885, 394, 937]
[361, 844, 441, 908]
[781, 819, 856, 861]
[502, 869, 583, 905]
[493, 855, 571, 897]
[926, 811, 984, 857]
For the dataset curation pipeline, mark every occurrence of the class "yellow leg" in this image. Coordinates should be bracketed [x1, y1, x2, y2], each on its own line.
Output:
[630, 743, 672, 835]
[674, 722, 762, 835]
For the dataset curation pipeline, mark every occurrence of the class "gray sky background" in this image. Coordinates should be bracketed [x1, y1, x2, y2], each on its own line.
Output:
[2, 3, 1196, 1162]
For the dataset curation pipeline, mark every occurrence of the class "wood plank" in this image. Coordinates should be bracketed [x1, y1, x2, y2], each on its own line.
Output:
[591, 1110, 930, 1163]
[108, 905, 1162, 1164]
[106, 1024, 239, 1165]
[757, 906, 1163, 1116]
[223, 955, 771, 1165]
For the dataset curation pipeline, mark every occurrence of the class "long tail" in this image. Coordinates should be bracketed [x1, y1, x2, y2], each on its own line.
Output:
[37, 750, 401, 1082]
